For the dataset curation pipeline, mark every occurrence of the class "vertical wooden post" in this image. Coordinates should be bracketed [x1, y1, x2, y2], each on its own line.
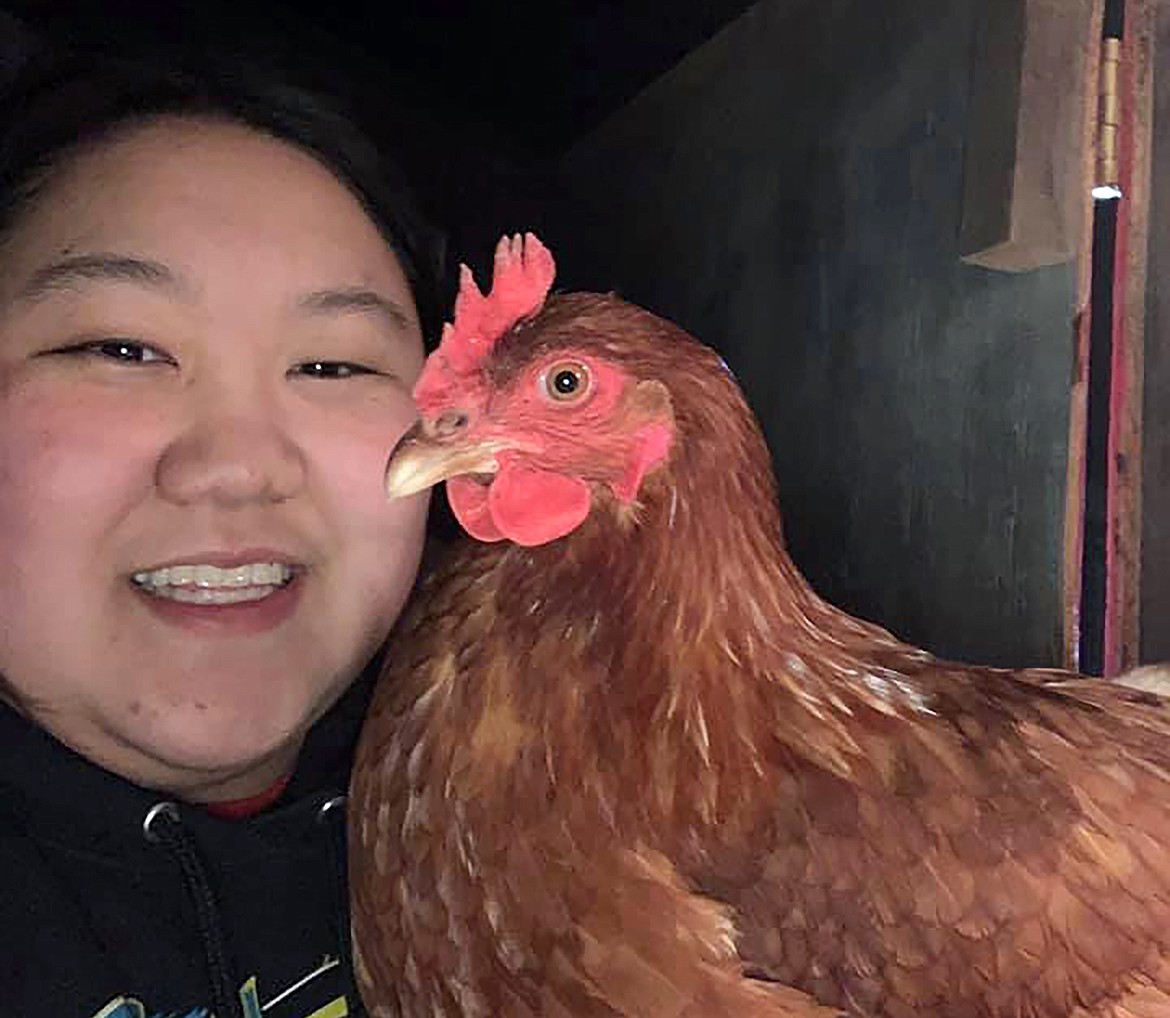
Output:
[1072, 0, 1153, 675]
[1106, 0, 1154, 672]
[1064, 0, 1107, 671]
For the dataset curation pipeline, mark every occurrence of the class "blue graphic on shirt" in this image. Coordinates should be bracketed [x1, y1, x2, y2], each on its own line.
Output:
[90, 1002, 209, 1018]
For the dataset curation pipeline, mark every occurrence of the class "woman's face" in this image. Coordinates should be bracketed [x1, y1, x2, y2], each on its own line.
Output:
[0, 118, 429, 800]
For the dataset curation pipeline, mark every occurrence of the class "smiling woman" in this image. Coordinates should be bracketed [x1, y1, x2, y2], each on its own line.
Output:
[0, 54, 444, 1018]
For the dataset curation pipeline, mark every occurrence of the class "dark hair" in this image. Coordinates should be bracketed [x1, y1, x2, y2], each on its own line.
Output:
[0, 53, 446, 346]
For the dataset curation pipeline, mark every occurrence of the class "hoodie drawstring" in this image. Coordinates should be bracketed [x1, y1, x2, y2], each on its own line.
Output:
[316, 793, 363, 1014]
[143, 801, 242, 1018]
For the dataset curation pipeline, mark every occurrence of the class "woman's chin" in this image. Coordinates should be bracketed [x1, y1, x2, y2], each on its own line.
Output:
[120, 700, 309, 798]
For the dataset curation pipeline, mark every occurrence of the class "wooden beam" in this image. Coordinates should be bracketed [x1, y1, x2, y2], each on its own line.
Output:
[1061, 0, 1104, 670]
[960, 0, 1096, 272]
[1111, 0, 1155, 671]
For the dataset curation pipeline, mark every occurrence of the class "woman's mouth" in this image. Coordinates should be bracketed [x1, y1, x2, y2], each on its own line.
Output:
[131, 562, 297, 605]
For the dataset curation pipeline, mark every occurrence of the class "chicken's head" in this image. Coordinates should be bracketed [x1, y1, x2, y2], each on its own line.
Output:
[384, 233, 676, 547]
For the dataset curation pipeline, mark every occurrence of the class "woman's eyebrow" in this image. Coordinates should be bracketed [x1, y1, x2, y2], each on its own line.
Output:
[16, 252, 185, 303]
[297, 287, 414, 331]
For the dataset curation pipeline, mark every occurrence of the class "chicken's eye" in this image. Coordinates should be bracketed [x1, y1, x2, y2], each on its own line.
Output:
[544, 362, 591, 403]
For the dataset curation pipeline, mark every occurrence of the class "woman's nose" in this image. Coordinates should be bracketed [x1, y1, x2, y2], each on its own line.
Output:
[154, 388, 307, 508]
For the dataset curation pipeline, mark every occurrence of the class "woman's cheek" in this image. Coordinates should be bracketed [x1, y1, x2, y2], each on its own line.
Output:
[4, 394, 159, 511]
[0, 393, 101, 505]
[311, 389, 420, 509]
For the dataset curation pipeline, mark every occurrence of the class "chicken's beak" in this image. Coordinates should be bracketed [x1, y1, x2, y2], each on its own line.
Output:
[384, 419, 504, 499]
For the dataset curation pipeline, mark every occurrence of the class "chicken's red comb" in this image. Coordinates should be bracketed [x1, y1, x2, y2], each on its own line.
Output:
[414, 232, 556, 412]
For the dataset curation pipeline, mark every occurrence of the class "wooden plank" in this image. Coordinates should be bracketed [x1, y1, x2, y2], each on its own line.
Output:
[1107, 0, 1154, 673]
[1061, 0, 1105, 669]
[960, 0, 1097, 272]
[1138, 0, 1170, 663]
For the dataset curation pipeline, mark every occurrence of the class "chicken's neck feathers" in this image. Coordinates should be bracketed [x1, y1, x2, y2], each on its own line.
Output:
[478, 380, 931, 808]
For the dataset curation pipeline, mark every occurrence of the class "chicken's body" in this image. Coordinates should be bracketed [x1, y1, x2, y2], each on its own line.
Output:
[350, 237, 1170, 1018]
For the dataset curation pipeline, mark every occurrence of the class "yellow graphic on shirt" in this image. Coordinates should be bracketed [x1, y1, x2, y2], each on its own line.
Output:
[240, 966, 348, 1017]
[90, 956, 349, 1018]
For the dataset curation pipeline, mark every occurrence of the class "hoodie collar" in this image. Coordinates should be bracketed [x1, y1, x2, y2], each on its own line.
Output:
[0, 652, 379, 861]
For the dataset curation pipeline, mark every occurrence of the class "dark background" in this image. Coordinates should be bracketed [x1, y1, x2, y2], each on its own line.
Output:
[0, 1, 760, 267]
[1, 1, 1085, 667]
[1, 2, 758, 153]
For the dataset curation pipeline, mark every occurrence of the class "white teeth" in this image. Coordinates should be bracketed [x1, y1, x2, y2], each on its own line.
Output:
[153, 585, 283, 606]
[132, 561, 295, 602]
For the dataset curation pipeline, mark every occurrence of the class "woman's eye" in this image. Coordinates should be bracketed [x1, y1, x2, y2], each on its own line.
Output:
[294, 361, 380, 379]
[62, 339, 173, 364]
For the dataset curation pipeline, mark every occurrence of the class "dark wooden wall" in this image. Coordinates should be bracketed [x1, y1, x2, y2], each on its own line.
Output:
[542, 0, 1080, 667]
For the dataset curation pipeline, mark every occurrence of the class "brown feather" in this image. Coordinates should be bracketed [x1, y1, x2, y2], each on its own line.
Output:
[351, 293, 1170, 1017]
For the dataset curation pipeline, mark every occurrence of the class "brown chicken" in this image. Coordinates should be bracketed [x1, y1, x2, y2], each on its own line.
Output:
[349, 233, 1170, 1018]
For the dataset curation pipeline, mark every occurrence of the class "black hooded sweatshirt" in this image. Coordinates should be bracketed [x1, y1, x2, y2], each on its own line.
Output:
[0, 662, 379, 1018]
